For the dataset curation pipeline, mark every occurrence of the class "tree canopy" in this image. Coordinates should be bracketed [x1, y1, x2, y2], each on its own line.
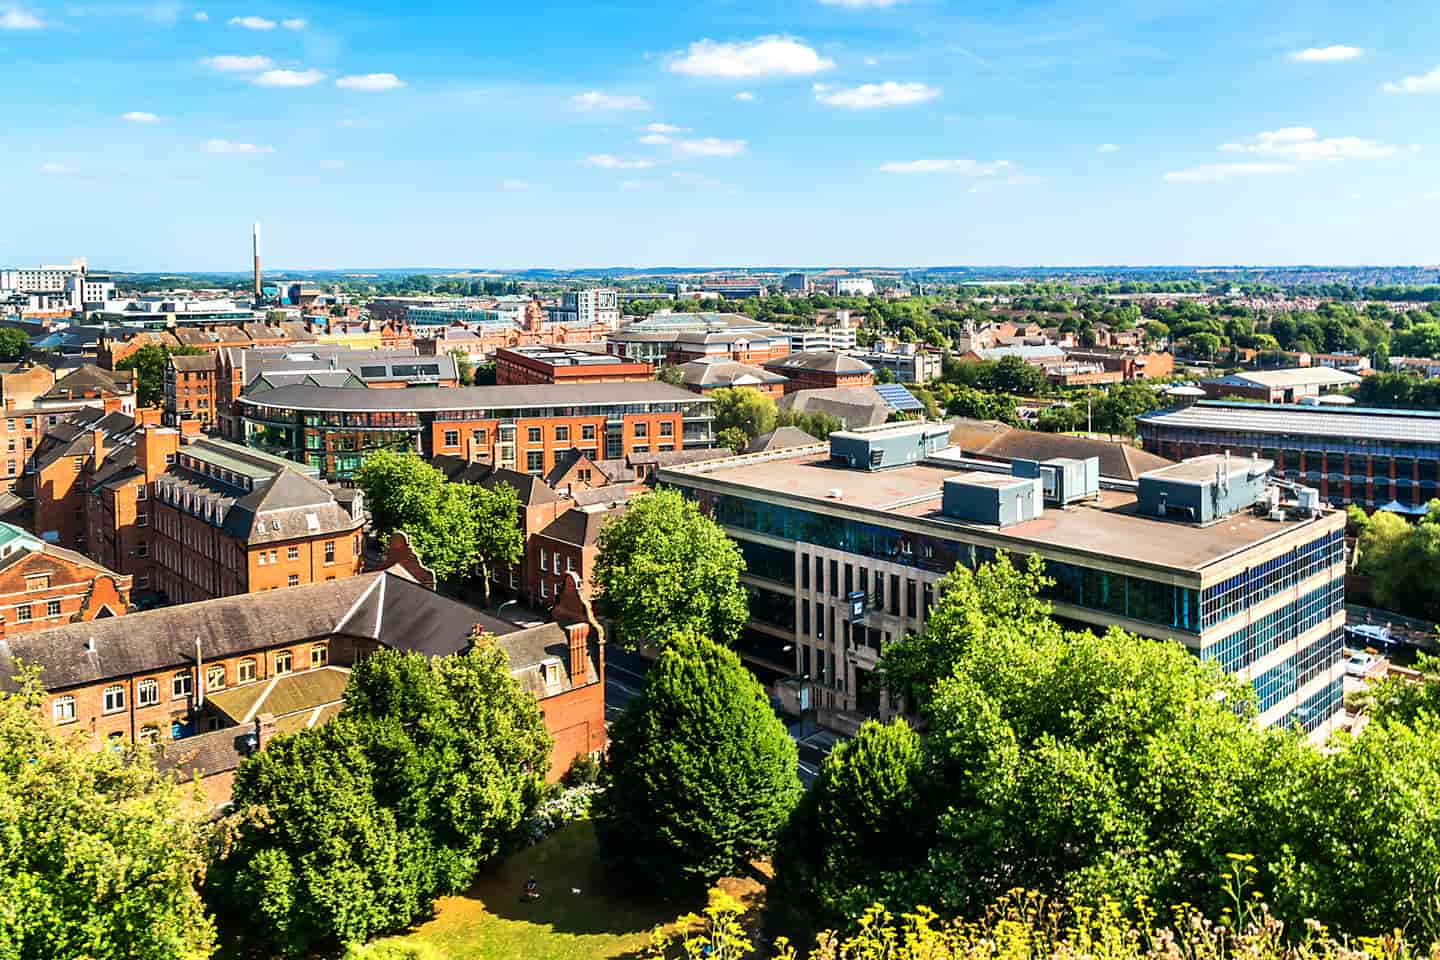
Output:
[209, 646, 550, 955]
[594, 489, 748, 648]
[594, 631, 801, 893]
[0, 670, 215, 960]
[115, 343, 205, 407]
[1351, 501, 1440, 619]
[0, 327, 28, 362]
[354, 450, 523, 590]
[711, 386, 778, 452]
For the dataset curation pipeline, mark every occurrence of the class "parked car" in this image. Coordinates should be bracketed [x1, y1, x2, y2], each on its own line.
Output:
[1345, 652, 1376, 679]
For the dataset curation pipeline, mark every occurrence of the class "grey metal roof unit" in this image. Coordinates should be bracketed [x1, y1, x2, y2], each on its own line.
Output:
[828, 422, 951, 471]
[1136, 453, 1273, 525]
[941, 472, 1044, 528]
[1011, 456, 1100, 506]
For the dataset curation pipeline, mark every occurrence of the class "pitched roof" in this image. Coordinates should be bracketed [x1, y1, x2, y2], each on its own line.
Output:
[945, 416, 1174, 481]
[778, 387, 892, 429]
[537, 505, 622, 548]
[432, 456, 561, 506]
[762, 351, 873, 375]
[678, 359, 786, 389]
[170, 354, 215, 372]
[746, 426, 820, 453]
[42, 364, 133, 399]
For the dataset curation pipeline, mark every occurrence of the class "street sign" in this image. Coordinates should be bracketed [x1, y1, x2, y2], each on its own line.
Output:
[846, 590, 866, 622]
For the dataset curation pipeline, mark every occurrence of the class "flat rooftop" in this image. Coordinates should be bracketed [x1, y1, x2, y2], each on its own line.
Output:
[665, 450, 1327, 575]
[236, 381, 708, 413]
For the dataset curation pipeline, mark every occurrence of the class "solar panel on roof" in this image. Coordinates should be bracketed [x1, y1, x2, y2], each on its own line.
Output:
[875, 384, 924, 412]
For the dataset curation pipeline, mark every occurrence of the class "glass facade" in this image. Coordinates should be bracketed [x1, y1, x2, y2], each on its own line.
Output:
[1200, 581, 1344, 674]
[737, 538, 796, 587]
[1199, 529, 1345, 629]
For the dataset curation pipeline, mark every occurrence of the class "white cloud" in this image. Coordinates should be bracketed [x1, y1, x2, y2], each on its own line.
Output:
[814, 80, 939, 109]
[192, 10, 208, 20]
[586, 154, 653, 169]
[1288, 45, 1363, 63]
[228, 14, 275, 29]
[0, 6, 44, 28]
[637, 134, 671, 145]
[674, 137, 746, 157]
[281, 17, 305, 29]
[733, 91, 755, 102]
[39, 162, 72, 174]
[1163, 162, 1295, 183]
[336, 73, 405, 91]
[571, 90, 651, 111]
[501, 179, 529, 191]
[641, 122, 686, 134]
[1383, 65, 1440, 94]
[204, 54, 274, 71]
[667, 35, 834, 78]
[253, 68, 325, 87]
[203, 138, 274, 154]
[1098, 143, 1119, 153]
[123, 111, 160, 123]
[819, 0, 905, 6]
[1220, 127, 1395, 160]
[878, 158, 1011, 175]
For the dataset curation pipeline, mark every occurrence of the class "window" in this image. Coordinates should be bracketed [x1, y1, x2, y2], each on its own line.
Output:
[287, 546, 299, 561]
[137, 678, 159, 707]
[136, 485, 146, 501]
[205, 665, 225, 691]
[136, 513, 148, 527]
[138, 725, 159, 744]
[324, 540, 335, 564]
[103, 684, 126, 714]
[15, 605, 31, 623]
[444, 429, 459, 447]
[53, 695, 76, 724]
[582, 424, 596, 440]
[311, 643, 328, 667]
[555, 425, 569, 442]
[800, 553, 810, 590]
[905, 579, 918, 619]
[238, 658, 256, 683]
[553, 552, 561, 574]
[539, 547, 547, 569]
[25, 574, 49, 592]
[136, 541, 148, 558]
[287, 574, 299, 587]
[528, 427, 542, 443]
[829, 560, 839, 598]
[46, 599, 60, 618]
[172, 671, 192, 699]
[526, 451, 544, 475]
[275, 650, 292, 674]
[633, 422, 648, 438]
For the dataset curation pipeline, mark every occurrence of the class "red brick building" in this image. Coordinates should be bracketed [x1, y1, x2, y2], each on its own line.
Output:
[494, 344, 653, 386]
[0, 569, 606, 807]
[0, 524, 131, 636]
[0, 363, 57, 411]
[164, 353, 219, 427]
[762, 351, 875, 394]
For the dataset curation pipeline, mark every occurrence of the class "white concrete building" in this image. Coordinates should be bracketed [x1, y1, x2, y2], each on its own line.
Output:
[558, 288, 620, 330]
[834, 277, 876, 297]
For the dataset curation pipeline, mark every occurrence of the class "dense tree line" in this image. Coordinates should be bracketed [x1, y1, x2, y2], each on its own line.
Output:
[770, 554, 1440, 945]
[1349, 502, 1440, 620]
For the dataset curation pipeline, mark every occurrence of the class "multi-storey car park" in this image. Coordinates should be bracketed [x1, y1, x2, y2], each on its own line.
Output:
[1138, 400, 1440, 514]
[237, 382, 715, 480]
[659, 421, 1347, 738]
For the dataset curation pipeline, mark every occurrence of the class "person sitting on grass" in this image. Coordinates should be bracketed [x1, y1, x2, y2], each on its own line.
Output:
[524, 876, 540, 902]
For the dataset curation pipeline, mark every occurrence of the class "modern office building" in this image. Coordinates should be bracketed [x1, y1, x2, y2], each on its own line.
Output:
[660, 422, 1346, 737]
[1138, 400, 1440, 512]
[555, 289, 620, 330]
[237, 381, 714, 479]
[852, 345, 943, 384]
[494, 345, 652, 386]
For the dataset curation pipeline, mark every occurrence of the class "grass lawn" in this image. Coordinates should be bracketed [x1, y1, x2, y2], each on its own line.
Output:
[370, 821, 766, 960]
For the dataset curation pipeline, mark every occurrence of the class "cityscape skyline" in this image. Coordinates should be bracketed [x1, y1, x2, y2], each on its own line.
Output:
[2, 0, 1439, 269]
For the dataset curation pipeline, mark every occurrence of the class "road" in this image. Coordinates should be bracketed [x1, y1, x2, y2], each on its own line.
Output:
[603, 644, 842, 787]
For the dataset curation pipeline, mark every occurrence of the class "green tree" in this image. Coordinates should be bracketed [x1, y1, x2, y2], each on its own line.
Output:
[448, 348, 475, 386]
[354, 450, 445, 542]
[991, 355, 1046, 395]
[771, 720, 928, 935]
[656, 364, 685, 387]
[210, 647, 549, 956]
[470, 481, 523, 603]
[0, 327, 28, 361]
[594, 632, 801, 892]
[710, 386, 778, 446]
[594, 489, 748, 648]
[115, 343, 206, 407]
[0, 670, 215, 959]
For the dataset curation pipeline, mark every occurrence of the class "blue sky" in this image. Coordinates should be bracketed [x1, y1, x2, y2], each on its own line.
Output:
[2, 0, 1438, 270]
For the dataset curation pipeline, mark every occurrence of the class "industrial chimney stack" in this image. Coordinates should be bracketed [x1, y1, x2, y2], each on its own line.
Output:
[252, 222, 262, 302]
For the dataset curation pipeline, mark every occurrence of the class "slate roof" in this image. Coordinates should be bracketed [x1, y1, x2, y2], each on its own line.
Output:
[746, 426, 820, 453]
[778, 387, 892, 429]
[432, 456, 561, 505]
[42, 364, 133, 400]
[762, 351, 873, 375]
[536, 505, 622, 548]
[944, 416, 1174, 481]
[678, 359, 786, 389]
[170, 354, 215, 372]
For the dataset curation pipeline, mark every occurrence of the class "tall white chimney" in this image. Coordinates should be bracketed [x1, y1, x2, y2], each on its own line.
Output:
[252, 223, 262, 301]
